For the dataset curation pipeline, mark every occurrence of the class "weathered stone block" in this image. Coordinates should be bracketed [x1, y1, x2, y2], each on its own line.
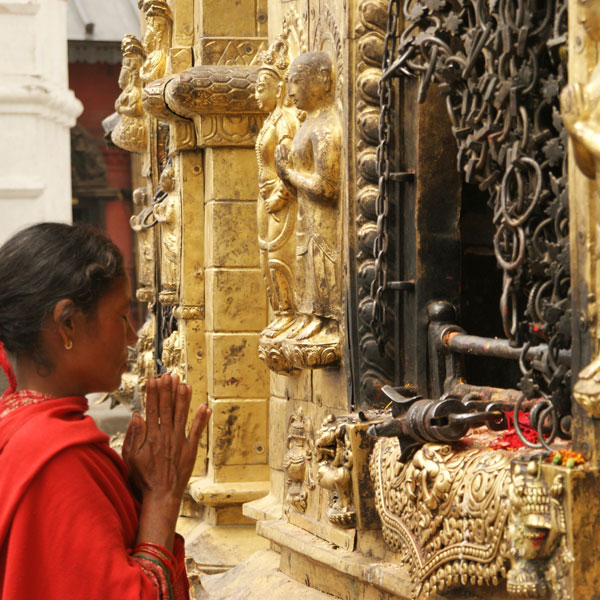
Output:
[205, 147, 258, 200]
[312, 367, 349, 411]
[269, 370, 313, 402]
[269, 395, 288, 470]
[209, 398, 268, 466]
[205, 268, 267, 331]
[213, 463, 270, 484]
[207, 333, 269, 397]
[205, 201, 260, 268]
[196, 0, 260, 37]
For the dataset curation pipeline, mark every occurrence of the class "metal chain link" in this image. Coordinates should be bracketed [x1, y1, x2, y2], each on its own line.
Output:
[370, 0, 400, 352]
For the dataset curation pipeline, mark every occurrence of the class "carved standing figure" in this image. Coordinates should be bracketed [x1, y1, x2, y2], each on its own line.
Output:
[136, 316, 156, 409]
[255, 37, 300, 374]
[162, 330, 184, 381]
[153, 166, 181, 305]
[275, 51, 343, 369]
[140, 0, 172, 86]
[112, 35, 148, 153]
[283, 408, 315, 514]
[561, 0, 600, 416]
[129, 187, 156, 302]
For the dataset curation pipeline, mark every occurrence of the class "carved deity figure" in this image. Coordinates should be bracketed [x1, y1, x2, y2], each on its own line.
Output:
[136, 316, 156, 409]
[255, 37, 300, 374]
[140, 0, 172, 86]
[130, 187, 156, 302]
[112, 35, 148, 153]
[315, 414, 355, 528]
[283, 408, 314, 514]
[153, 166, 181, 305]
[275, 51, 343, 369]
[561, 0, 600, 416]
[162, 330, 184, 381]
[506, 459, 570, 599]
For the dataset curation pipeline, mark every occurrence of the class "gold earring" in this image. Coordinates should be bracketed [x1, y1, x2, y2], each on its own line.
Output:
[65, 340, 73, 351]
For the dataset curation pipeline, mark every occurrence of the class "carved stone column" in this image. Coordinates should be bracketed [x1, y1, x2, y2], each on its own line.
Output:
[0, 0, 82, 242]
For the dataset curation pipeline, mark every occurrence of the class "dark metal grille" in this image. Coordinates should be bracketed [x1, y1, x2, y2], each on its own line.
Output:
[372, 0, 571, 432]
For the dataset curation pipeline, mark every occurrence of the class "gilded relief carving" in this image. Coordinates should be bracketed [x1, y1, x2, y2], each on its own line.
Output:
[140, 0, 172, 86]
[354, 0, 393, 403]
[198, 38, 268, 66]
[370, 438, 512, 598]
[130, 186, 156, 302]
[315, 414, 356, 529]
[561, 1, 600, 419]
[165, 65, 266, 147]
[136, 316, 156, 408]
[312, 4, 344, 100]
[162, 329, 185, 381]
[153, 165, 181, 305]
[282, 8, 309, 58]
[112, 35, 148, 153]
[506, 458, 570, 599]
[274, 51, 343, 370]
[255, 36, 300, 374]
[283, 408, 315, 514]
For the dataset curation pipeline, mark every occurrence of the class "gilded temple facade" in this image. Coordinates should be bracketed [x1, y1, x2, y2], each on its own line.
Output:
[110, 0, 600, 598]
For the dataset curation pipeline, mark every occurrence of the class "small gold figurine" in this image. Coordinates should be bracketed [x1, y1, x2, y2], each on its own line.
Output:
[140, 0, 172, 86]
[153, 166, 181, 305]
[112, 35, 148, 153]
[129, 187, 156, 302]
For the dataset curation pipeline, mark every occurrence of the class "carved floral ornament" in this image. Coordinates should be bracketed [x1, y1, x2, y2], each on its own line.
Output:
[315, 414, 356, 529]
[371, 438, 512, 598]
[283, 411, 357, 529]
[369, 436, 575, 599]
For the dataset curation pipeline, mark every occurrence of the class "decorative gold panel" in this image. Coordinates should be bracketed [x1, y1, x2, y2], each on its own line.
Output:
[371, 438, 512, 598]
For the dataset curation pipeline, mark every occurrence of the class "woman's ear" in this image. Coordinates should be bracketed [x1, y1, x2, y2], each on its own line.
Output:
[52, 299, 76, 349]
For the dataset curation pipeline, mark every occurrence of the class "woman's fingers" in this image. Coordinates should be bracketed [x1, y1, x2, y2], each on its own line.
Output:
[187, 403, 211, 450]
[158, 373, 174, 430]
[145, 377, 160, 436]
[174, 383, 192, 438]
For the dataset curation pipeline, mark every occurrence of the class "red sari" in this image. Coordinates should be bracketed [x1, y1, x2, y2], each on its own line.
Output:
[0, 390, 190, 600]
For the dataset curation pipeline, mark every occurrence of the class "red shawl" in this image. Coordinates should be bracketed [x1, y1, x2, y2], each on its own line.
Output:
[0, 392, 189, 600]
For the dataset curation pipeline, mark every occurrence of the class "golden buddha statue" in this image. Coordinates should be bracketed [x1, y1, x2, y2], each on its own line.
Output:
[140, 0, 172, 86]
[112, 35, 148, 153]
[153, 166, 180, 305]
[274, 51, 343, 369]
[255, 36, 300, 374]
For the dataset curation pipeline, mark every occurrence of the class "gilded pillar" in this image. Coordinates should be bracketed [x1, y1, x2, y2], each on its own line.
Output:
[565, 0, 600, 466]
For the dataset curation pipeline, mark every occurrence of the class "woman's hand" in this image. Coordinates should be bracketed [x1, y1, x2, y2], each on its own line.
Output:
[122, 374, 211, 549]
[123, 373, 210, 501]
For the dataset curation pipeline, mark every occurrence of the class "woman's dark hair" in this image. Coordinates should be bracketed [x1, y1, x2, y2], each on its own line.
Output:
[0, 222, 124, 363]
